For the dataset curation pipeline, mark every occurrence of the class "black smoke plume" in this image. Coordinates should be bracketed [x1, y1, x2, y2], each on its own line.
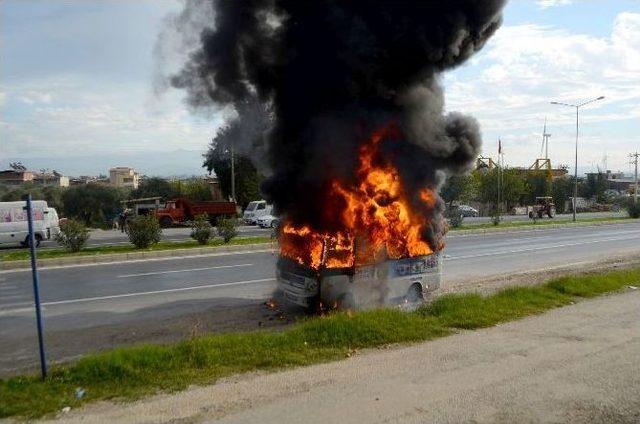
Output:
[171, 0, 506, 250]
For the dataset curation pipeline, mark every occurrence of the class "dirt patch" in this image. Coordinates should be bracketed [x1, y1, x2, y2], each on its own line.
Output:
[445, 253, 640, 296]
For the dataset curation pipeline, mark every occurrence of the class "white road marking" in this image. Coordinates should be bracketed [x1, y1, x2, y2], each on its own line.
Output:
[35, 278, 276, 307]
[0, 307, 40, 316]
[447, 234, 640, 260]
[118, 263, 254, 278]
[0, 249, 275, 274]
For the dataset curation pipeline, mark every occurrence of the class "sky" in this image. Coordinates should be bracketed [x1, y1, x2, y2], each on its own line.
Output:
[1, 0, 639, 177]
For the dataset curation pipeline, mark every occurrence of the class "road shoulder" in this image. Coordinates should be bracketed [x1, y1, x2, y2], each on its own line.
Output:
[43, 290, 640, 424]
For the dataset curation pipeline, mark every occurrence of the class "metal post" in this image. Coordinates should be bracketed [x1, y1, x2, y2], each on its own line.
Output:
[25, 195, 48, 379]
[573, 106, 579, 222]
[635, 154, 638, 204]
[230, 141, 236, 202]
[632, 152, 639, 204]
[497, 161, 501, 215]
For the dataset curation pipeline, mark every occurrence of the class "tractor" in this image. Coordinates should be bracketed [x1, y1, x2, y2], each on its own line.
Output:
[529, 196, 556, 219]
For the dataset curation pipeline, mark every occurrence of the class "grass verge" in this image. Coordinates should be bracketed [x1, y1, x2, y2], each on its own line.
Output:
[0, 236, 272, 262]
[1, 267, 639, 419]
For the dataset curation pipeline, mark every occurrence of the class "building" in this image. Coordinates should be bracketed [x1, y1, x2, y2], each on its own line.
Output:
[0, 169, 36, 186]
[32, 172, 69, 187]
[109, 167, 140, 189]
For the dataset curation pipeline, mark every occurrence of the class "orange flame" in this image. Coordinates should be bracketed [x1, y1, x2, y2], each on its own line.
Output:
[280, 123, 440, 269]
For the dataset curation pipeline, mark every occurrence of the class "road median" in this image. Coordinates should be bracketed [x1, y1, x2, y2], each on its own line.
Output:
[1, 218, 634, 271]
[1, 266, 639, 419]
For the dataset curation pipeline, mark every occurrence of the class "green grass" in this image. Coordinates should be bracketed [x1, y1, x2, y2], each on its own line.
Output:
[2, 267, 639, 419]
[0, 236, 272, 262]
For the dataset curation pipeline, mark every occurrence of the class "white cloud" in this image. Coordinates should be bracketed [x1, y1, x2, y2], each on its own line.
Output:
[536, 0, 573, 9]
[0, 77, 223, 161]
[0, 91, 5, 107]
[19, 91, 53, 104]
[445, 11, 640, 173]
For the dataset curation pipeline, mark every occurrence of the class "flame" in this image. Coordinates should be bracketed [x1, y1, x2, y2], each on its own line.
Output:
[280, 123, 440, 269]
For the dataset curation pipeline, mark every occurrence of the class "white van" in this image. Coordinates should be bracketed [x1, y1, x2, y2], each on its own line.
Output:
[243, 200, 273, 225]
[45, 207, 61, 238]
[0, 201, 51, 248]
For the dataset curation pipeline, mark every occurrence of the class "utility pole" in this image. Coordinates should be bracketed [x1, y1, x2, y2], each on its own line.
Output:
[230, 140, 236, 203]
[551, 95, 605, 222]
[631, 152, 639, 204]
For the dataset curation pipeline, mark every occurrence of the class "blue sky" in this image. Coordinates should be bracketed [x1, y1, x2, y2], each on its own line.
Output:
[1, 0, 639, 176]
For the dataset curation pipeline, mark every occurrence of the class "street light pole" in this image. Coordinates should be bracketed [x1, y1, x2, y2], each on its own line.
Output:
[631, 152, 639, 204]
[550, 96, 605, 222]
[230, 140, 236, 203]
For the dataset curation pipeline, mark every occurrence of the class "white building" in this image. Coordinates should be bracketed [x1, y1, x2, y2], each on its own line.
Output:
[109, 167, 140, 189]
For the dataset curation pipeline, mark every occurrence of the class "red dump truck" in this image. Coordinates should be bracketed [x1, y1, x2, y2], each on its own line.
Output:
[155, 198, 237, 227]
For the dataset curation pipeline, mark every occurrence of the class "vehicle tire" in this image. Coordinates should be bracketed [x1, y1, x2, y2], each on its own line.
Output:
[337, 293, 355, 310]
[160, 216, 173, 228]
[406, 283, 424, 303]
[537, 211, 544, 219]
[548, 207, 556, 218]
[24, 234, 42, 248]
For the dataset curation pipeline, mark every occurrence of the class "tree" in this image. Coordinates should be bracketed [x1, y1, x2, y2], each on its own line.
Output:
[552, 177, 573, 214]
[62, 184, 126, 228]
[440, 174, 477, 207]
[203, 99, 271, 209]
[475, 168, 527, 212]
[204, 140, 262, 208]
[131, 177, 178, 200]
[522, 171, 551, 205]
[169, 179, 213, 201]
[0, 183, 64, 212]
[580, 173, 608, 202]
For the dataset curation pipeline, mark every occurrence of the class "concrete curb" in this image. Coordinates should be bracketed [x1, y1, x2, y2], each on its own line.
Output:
[0, 243, 275, 271]
[1, 219, 634, 271]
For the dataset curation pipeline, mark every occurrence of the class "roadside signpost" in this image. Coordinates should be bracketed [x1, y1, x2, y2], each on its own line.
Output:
[24, 194, 48, 379]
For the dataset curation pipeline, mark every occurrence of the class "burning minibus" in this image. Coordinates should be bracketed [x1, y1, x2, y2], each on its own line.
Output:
[275, 124, 446, 311]
[277, 238, 442, 310]
[169, 1, 506, 313]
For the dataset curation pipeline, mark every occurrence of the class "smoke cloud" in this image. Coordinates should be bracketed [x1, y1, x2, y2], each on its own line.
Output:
[170, 0, 506, 249]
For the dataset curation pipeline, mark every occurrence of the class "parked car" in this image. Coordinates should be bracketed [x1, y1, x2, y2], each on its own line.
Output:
[256, 214, 280, 228]
[458, 205, 479, 217]
[243, 200, 273, 225]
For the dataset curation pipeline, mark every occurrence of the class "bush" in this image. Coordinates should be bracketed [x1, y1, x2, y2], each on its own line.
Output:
[127, 215, 162, 248]
[216, 217, 238, 243]
[626, 199, 640, 219]
[190, 214, 213, 245]
[446, 209, 464, 229]
[54, 219, 90, 252]
[490, 209, 501, 226]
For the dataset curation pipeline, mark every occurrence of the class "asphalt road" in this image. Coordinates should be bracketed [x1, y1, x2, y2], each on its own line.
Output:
[1, 220, 639, 375]
[50, 290, 640, 424]
[1, 211, 622, 251]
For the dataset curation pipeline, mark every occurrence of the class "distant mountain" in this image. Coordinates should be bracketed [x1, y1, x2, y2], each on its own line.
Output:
[1, 149, 210, 178]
